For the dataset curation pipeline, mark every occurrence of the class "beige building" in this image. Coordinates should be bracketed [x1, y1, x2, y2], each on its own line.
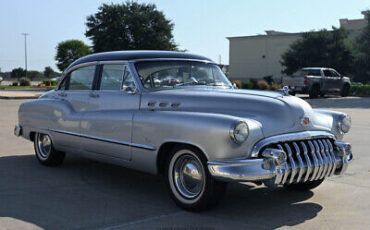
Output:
[228, 11, 369, 81]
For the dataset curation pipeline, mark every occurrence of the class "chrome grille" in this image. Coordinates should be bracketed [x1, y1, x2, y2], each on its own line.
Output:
[261, 138, 338, 184]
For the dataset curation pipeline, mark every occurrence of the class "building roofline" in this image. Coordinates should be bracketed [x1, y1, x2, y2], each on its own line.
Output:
[227, 32, 304, 40]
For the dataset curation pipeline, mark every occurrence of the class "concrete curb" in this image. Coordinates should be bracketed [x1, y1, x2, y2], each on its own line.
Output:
[0, 96, 39, 99]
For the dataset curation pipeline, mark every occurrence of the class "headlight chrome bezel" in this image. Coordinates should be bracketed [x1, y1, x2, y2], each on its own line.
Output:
[230, 121, 249, 144]
[339, 114, 351, 134]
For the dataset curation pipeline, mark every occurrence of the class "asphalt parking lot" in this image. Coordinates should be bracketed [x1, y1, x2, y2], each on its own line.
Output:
[0, 96, 369, 230]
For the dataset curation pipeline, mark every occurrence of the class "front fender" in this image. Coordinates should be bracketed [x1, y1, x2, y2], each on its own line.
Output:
[132, 110, 264, 161]
[313, 109, 348, 140]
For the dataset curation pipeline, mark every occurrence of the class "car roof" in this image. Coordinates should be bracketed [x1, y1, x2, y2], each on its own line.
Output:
[301, 67, 334, 70]
[67, 50, 214, 70]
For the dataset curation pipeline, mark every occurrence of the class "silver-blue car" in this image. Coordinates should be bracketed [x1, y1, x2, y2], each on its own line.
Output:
[14, 51, 353, 211]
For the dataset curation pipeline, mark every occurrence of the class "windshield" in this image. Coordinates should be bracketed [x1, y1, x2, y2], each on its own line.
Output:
[135, 61, 232, 89]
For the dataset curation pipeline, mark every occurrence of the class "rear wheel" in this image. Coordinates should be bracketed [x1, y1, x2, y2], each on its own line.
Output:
[34, 133, 65, 166]
[284, 179, 324, 191]
[165, 145, 227, 211]
[341, 84, 350, 97]
[309, 84, 320, 98]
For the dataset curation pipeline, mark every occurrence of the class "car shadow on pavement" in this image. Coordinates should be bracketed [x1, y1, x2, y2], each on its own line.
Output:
[0, 154, 322, 230]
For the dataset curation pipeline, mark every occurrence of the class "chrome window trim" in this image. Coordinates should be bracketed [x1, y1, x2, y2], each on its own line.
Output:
[58, 58, 217, 92]
[130, 58, 229, 92]
[57, 61, 99, 90]
[48, 128, 156, 151]
[128, 58, 215, 64]
[251, 131, 335, 157]
[98, 63, 139, 93]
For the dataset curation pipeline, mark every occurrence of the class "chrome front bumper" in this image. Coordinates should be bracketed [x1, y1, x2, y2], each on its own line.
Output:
[14, 124, 22, 137]
[208, 141, 353, 184]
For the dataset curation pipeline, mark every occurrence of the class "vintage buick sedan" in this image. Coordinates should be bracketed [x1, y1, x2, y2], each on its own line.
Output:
[14, 51, 353, 211]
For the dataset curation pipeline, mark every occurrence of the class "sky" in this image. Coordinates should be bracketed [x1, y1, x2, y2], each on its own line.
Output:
[0, 0, 369, 72]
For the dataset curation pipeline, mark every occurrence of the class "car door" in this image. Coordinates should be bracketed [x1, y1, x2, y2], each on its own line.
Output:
[322, 69, 334, 91]
[330, 69, 343, 92]
[80, 63, 140, 161]
[50, 64, 98, 151]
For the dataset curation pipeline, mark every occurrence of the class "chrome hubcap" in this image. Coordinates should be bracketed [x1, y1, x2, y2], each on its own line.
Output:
[37, 134, 52, 159]
[173, 154, 204, 199]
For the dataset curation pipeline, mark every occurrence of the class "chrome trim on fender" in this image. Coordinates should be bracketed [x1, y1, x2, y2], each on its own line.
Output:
[48, 128, 156, 151]
[251, 131, 335, 157]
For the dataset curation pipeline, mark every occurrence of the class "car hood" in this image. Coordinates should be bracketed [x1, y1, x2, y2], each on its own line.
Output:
[141, 87, 332, 137]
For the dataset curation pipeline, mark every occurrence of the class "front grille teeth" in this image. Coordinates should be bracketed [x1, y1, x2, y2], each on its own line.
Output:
[262, 138, 338, 184]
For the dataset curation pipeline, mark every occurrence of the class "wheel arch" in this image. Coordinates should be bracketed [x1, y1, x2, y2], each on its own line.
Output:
[157, 141, 208, 175]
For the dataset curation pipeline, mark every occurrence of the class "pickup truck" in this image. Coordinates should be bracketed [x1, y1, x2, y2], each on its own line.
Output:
[282, 67, 351, 98]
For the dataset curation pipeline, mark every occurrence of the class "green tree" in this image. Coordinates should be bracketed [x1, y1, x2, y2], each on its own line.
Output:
[281, 28, 353, 75]
[27, 70, 40, 80]
[55, 40, 91, 71]
[11, 67, 26, 79]
[43, 66, 55, 78]
[353, 12, 370, 83]
[85, 1, 178, 52]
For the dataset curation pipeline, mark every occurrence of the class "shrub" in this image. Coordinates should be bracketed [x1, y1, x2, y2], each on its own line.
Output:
[249, 79, 259, 89]
[263, 76, 274, 85]
[43, 79, 58, 87]
[231, 80, 242, 88]
[19, 77, 31, 86]
[350, 85, 370, 96]
[270, 83, 282, 91]
[241, 81, 253, 89]
[12, 81, 18, 86]
[257, 80, 270, 90]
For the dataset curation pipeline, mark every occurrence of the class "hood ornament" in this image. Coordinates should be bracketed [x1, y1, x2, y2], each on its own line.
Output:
[279, 86, 290, 96]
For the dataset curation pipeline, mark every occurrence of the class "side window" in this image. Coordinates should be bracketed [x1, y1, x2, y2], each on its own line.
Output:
[100, 64, 125, 90]
[69, 65, 95, 90]
[323, 70, 332, 77]
[122, 67, 136, 92]
[330, 70, 340, 77]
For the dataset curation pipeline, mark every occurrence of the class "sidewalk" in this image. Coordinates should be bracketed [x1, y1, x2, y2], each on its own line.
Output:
[0, 91, 41, 99]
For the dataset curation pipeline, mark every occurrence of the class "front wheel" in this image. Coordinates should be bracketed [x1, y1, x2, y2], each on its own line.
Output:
[284, 179, 324, 192]
[34, 133, 65, 166]
[165, 146, 227, 211]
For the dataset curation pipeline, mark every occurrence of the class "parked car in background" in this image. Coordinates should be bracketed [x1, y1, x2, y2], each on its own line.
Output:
[282, 67, 351, 98]
[15, 51, 353, 211]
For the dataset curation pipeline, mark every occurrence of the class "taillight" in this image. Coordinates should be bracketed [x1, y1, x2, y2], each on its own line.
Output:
[304, 77, 307, 85]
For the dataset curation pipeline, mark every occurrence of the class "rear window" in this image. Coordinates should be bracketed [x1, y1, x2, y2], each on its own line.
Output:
[300, 69, 321, 76]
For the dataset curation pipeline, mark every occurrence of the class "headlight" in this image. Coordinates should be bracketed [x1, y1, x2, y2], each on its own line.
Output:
[230, 121, 249, 144]
[339, 114, 351, 133]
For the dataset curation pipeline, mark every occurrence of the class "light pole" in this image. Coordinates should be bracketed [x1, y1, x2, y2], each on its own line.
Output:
[21, 33, 29, 78]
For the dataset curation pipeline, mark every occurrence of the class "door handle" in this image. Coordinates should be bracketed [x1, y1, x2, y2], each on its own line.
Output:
[58, 92, 67, 97]
[89, 92, 100, 98]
